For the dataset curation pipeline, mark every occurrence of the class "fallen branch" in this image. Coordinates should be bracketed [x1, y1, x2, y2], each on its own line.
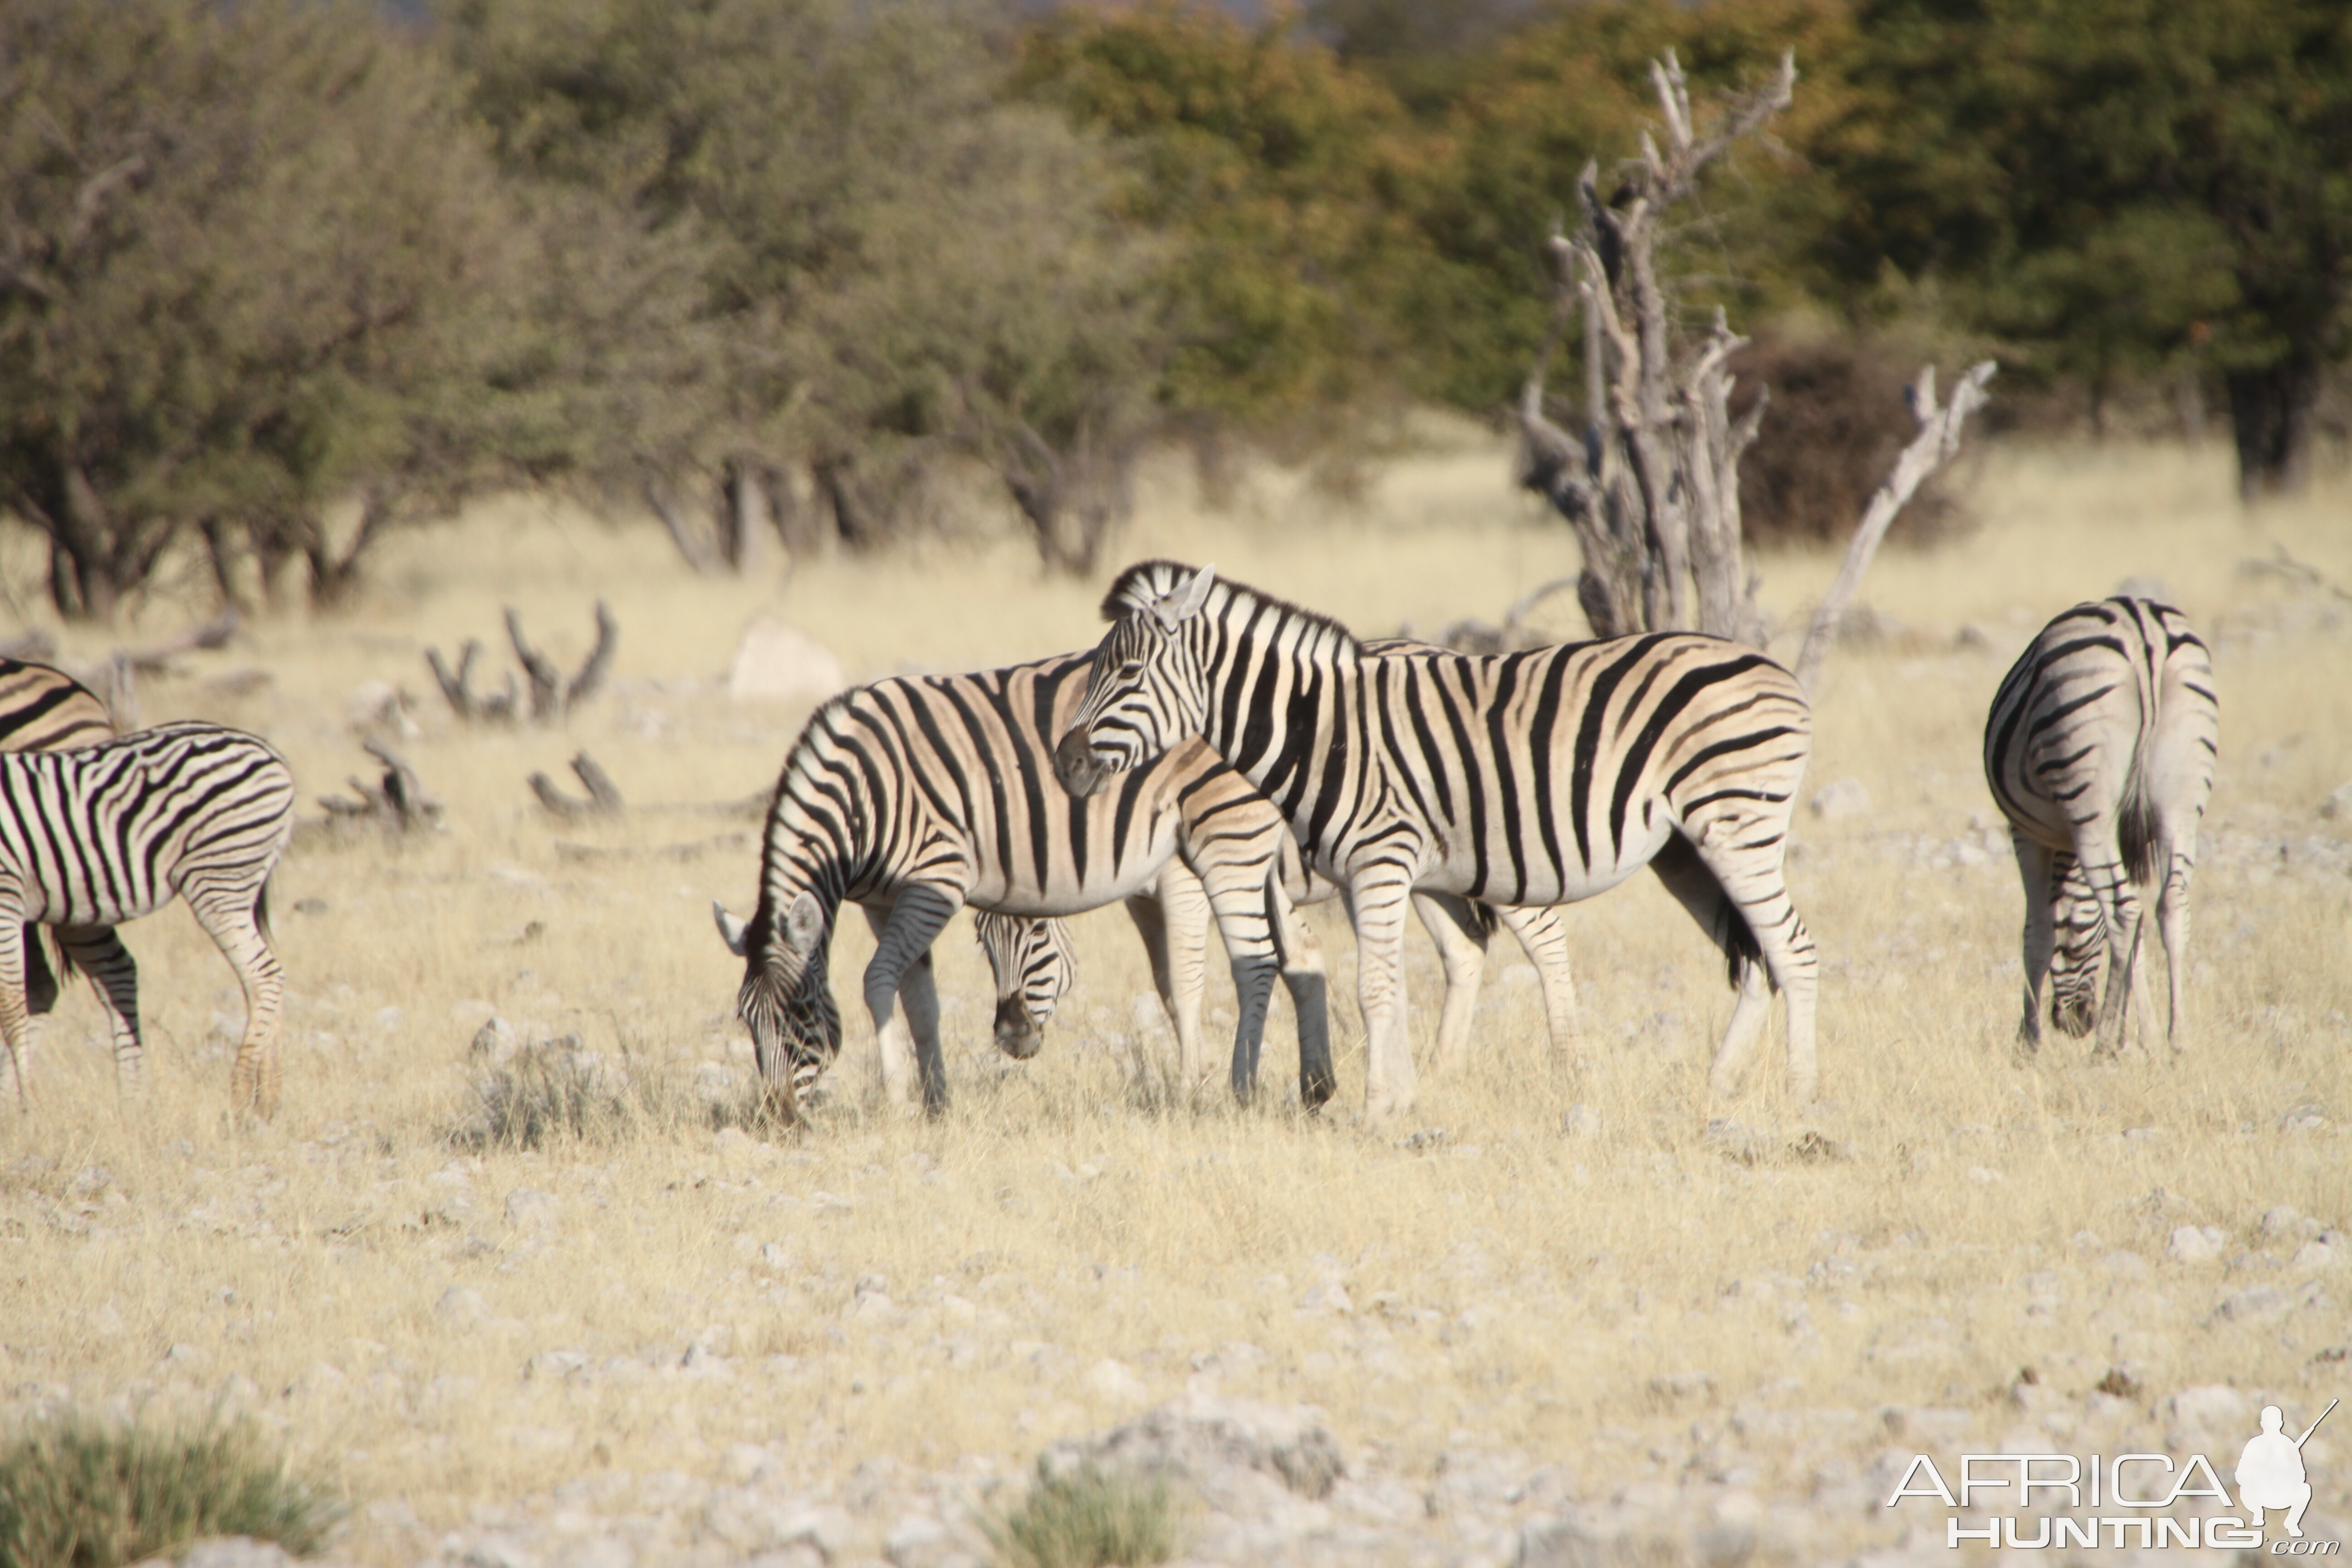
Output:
[1793, 361, 1997, 694]
[553, 831, 750, 864]
[529, 750, 626, 820]
[318, 739, 443, 831]
[427, 601, 616, 725]
[425, 640, 520, 725]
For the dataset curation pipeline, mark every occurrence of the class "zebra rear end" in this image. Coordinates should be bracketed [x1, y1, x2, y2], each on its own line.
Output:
[1984, 597, 2217, 1052]
[0, 722, 297, 1116]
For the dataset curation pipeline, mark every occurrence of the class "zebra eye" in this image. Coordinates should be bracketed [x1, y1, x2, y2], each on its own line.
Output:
[1118, 661, 1144, 680]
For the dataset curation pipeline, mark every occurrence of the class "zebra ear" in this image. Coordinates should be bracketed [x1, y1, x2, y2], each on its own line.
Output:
[782, 891, 824, 956]
[713, 901, 748, 958]
[1156, 564, 1215, 629]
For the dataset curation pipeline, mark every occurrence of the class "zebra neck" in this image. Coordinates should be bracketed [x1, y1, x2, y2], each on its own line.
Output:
[1195, 606, 1363, 824]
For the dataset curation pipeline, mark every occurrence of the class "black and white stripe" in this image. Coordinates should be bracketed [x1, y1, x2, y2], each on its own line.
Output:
[1055, 562, 1821, 1117]
[0, 658, 118, 1038]
[1984, 597, 2217, 1051]
[972, 911, 1076, 1060]
[732, 652, 1334, 1118]
[0, 721, 296, 1115]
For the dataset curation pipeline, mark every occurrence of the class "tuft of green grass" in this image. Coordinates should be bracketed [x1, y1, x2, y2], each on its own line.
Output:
[0, 1412, 343, 1568]
[985, 1461, 1183, 1568]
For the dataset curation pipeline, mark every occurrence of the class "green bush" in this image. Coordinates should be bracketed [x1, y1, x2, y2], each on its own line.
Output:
[986, 1461, 1183, 1568]
[0, 1413, 342, 1568]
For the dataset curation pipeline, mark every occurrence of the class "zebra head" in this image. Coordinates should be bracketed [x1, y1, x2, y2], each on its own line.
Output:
[973, 912, 1075, 1060]
[732, 887, 842, 1115]
[1055, 561, 1217, 797]
[2048, 892, 2107, 1038]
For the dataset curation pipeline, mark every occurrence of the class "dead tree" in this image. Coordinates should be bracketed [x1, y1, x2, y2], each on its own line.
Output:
[1517, 51, 1795, 646]
[426, 601, 617, 726]
[1793, 362, 1996, 693]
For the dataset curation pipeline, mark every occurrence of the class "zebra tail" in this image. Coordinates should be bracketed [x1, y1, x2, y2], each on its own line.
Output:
[1715, 897, 1769, 994]
[256, 877, 276, 944]
[2118, 744, 2159, 888]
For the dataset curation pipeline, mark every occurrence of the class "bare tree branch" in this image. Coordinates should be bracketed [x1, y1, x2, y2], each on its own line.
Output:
[1794, 361, 1998, 694]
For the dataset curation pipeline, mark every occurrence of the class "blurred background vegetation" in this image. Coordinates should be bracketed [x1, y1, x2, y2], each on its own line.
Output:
[2, 0, 2346, 619]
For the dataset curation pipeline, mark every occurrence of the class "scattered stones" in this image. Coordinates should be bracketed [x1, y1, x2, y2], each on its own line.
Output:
[1039, 1394, 1345, 1515]
[433, 1285, 488, 1330]
[1083, 1357, 1150, 1403]
[503, 1189, 559, 1230]
[2317, 780, 2352, 820]
[1560, 1103, 1602, 1138]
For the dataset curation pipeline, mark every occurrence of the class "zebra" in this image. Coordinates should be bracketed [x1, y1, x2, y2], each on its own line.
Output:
[1984, 596, 2217, 1052]
[1054, 561, 1821, 1119]
[727, 651, 1337, 1120]
[0, 721, 295, 1115]
[0, 659, 119, 1044]
[971, 911, 1076, 1059]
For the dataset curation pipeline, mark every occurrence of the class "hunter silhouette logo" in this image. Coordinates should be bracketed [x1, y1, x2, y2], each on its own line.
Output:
[2239, 1400, 2334, 1540]
[1885, 1395, 2341, 1551]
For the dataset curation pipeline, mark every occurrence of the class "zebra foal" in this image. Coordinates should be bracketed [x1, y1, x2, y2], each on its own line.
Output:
[1056, 562, 1822, 1119]
[0, 721, 295, 1115]
[1984, 596, 2216, 1052]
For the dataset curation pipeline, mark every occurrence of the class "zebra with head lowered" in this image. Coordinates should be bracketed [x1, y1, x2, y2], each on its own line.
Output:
[1984, 596, 2216, 1052]
[1055, 562, 1822, 1121]
[0, 721, 295, 1116]
[726, 652, 1339, 1121]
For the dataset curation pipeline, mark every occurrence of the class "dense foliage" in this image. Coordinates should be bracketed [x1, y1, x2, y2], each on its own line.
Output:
[1, 0, 2344, 615]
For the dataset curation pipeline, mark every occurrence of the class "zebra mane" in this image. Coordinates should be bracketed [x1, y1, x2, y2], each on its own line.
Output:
[1100, 560, 1362, 650]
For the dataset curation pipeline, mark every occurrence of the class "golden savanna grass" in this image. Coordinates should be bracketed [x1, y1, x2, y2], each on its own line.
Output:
[0, 431, 2347, 1563]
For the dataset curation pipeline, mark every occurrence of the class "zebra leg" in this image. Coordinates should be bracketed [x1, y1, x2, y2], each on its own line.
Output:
[859, 886, 960, 1115]
[2011, 835, 2059, 1048]
[1142, 860, 1215, 1101]
[24, 925, 56, 1016]
[1269, 874, 1333, 1109]
[0, 911, 30, 1111]
[1648, 837, 1770, 1097]
[185, 889, 285, 1119]
[54, 926, 142, 1102]
[1347, 865, 1418, 1124]
[1497, 904, 1580, 1069]
[2155, 843, 2194, 1050]
[1656, 832, 1821, 1104]
[1410, 892, 1491, 1076]
[2045, 851, 2103, 1039]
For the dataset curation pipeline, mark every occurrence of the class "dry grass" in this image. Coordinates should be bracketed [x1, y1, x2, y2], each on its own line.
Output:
[0, 430, 2347, 1563]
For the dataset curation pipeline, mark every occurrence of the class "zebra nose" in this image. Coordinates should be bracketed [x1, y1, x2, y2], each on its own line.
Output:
[993, 997, 1042, 1059]
[1054, 729, 1107, 797]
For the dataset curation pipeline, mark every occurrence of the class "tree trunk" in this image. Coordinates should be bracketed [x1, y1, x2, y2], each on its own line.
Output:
[722, 457, 771, 572]
[2226, 353, 2322, 500]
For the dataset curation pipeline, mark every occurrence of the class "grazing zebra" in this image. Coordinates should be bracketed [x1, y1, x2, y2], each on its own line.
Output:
[0, 721, 295, 1115]
[1984, 597, 2217, 1052]
[1055, 562, 1821, 1118]
[972, 911, 1076, 1059]
[729, 652, 1336, 1120]
[0, 659, 118, 1049]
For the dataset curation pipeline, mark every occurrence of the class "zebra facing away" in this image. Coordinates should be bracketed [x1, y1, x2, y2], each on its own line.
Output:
[1984, 597, 2217, 1052]
[0, 659, 119, 1034]
[1055, 562, 1822, 1120]
[0, 721, 295, 1116]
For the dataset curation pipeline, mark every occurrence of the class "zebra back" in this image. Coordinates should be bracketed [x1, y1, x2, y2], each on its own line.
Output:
[0, 722, 295, 927]
[0, 659, 114, 753]
[1984, 596, 2218, 880]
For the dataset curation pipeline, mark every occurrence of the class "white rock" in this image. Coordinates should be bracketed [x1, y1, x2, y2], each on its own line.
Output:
[504, 1189, 559, 1230]
[2322, 781, 2352, 820]
[2293, 1240, 2342, 1272]
[1085, 1357, 1150, 1403]
[1040, 1392, 1344, 1514]
[728, 619, 845, 707]
[1808, 779, 1870, 821]
[181, 1538, 305, 1568]
[2167, 1224, 2225, 1263]
[434, 1286, 488, 1330]
[1561, 1103, 1602, 1138]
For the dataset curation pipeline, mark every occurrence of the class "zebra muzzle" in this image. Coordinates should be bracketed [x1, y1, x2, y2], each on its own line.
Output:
[992, 996, 1043, 1059]
[1053, 729, 1109, 797]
